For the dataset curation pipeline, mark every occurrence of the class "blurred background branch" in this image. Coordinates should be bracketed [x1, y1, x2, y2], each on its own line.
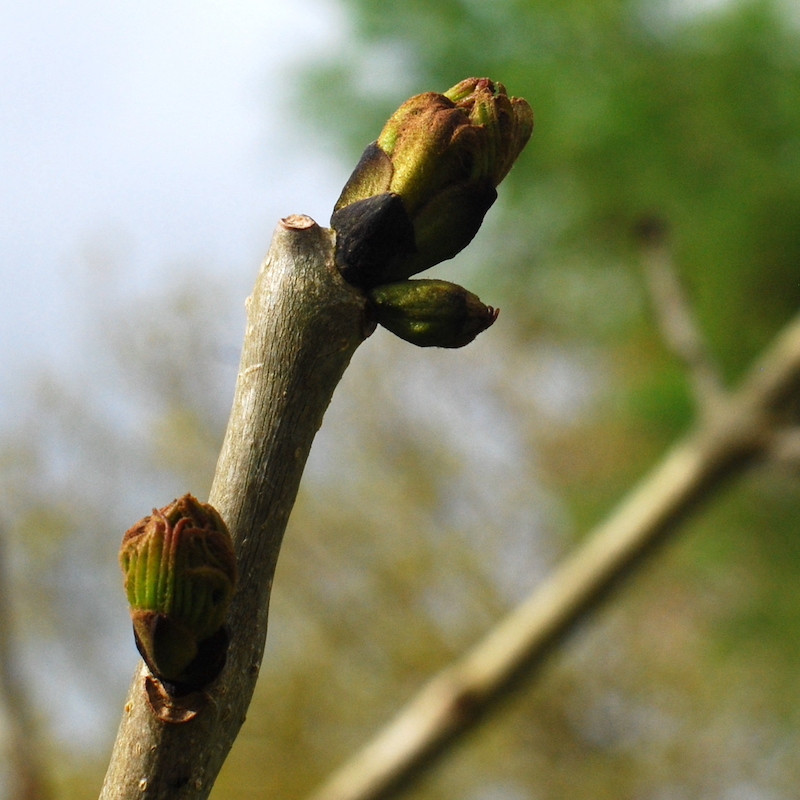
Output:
[637, 218, 727, 417]
[306, 289, 800, 800]
[767, 426, 800, 471]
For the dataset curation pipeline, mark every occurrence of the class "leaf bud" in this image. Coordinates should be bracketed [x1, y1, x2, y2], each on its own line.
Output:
[332, 78, 533, 287]
[368, 279, 499, 348]
[119, 493, 237, 695]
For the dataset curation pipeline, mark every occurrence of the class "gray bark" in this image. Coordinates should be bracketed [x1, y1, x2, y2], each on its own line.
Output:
[100, 215, 367, 799]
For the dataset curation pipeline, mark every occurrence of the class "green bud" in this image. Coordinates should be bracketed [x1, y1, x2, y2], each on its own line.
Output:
[369, 279, 499, 348]
[119, 493, 237, 694]
[332, 78, 533, 287]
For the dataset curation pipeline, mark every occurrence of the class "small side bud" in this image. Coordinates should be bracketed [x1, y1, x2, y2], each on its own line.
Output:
[369, 279, 499, 348]
[119, 493, 237, 696]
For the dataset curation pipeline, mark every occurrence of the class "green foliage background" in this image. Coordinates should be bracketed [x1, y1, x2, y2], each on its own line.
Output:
[2, 1, 800, 798]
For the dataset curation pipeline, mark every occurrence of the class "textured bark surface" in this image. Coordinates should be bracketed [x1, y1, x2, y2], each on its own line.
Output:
[100, 215, 367, 800]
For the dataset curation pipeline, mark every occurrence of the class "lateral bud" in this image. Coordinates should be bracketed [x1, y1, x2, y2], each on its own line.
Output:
[369, 279, 499, 348]
[119, 493, 237, 696]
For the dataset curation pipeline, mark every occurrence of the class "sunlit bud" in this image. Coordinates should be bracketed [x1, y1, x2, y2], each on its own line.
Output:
[369, 279, 499, 348]
[331, 78, 533, 287]
[119, 493, 237, 695]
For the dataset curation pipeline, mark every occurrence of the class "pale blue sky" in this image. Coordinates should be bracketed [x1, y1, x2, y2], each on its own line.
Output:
[0, 1, 349, 422]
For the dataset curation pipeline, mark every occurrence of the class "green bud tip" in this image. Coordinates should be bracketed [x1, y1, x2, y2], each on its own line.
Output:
[369, 279, 499, 348]
[331, 78, 533, 287]
[119, 493, 237, 694]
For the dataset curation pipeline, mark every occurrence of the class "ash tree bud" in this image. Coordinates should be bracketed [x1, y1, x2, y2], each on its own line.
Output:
[369, 279, 499, 348]
[119, 493, 237, 696]
[331, 77, 533, 288]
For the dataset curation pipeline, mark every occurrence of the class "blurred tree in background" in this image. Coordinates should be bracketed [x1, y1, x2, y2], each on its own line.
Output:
[2, 0, 800, 798]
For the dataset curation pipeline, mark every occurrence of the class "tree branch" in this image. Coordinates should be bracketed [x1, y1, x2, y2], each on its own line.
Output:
[637, 218, 726, 416]
[100, 215, 368, 799]
[305, 310, 800, 800]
